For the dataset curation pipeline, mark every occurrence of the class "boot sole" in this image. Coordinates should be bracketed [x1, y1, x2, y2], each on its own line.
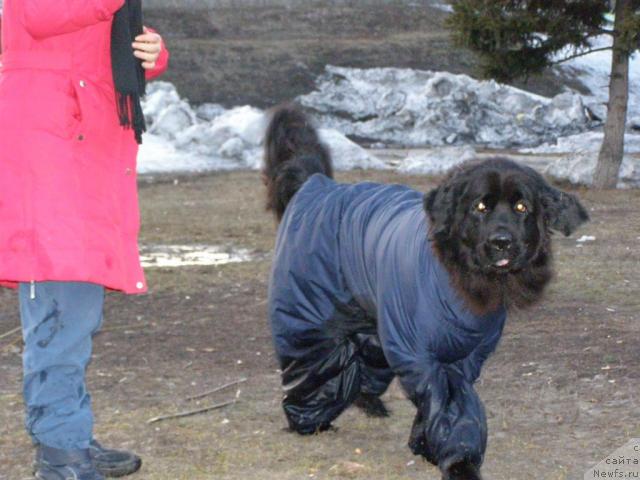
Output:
[95, 457, 142, 478]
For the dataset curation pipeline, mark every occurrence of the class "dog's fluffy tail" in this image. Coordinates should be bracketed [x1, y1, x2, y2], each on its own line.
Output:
[263, 105, 333, 220]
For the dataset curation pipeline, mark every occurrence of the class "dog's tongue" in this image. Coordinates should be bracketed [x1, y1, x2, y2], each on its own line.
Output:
[495, 259, 510, 267]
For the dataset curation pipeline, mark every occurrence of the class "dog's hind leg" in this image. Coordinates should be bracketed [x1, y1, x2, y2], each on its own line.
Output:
[352, 333, 394, 418]
[353, 393, 391, 418]
[280, 338, 363, 435]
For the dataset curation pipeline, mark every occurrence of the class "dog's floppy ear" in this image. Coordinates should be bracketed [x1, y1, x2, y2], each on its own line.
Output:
[424, 181, 460, 237]
[540, 184, 590, 236]
[425, 161, 484, 237]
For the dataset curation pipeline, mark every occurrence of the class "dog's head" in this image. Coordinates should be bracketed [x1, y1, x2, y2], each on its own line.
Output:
[424, 157, 589, 313]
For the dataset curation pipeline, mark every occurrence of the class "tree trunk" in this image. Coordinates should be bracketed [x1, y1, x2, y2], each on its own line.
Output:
[593, 0, 631, 189]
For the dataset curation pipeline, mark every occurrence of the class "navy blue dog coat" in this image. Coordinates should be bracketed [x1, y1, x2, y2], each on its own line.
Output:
[269, 174, 506, 470]
[263, 106, 589, 478]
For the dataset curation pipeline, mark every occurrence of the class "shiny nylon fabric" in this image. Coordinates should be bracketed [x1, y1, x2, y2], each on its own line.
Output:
[269, 174, 506, 468]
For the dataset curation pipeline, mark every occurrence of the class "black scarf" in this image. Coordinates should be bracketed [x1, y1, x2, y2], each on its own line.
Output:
[111, 0, 146, 144]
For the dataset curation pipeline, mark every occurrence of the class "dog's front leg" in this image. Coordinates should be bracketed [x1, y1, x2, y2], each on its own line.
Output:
[442, 461, 483, 480]
[405, 364, 487, 480]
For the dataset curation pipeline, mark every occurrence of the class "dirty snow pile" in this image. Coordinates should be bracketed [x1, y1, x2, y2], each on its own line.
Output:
[297, 66, 591, 149]
[536, 131, 640, 188]
[519, 131, 640, 189]
[396, 146, 477, 175]
[137, 54, 640, 186]
[556, 35, 640, 128]
[137, 82, 384, 174]
[522, 36, 640, 188]
[526, 132, 640, 188]
[522, 131, 640, 156]
[544, 152, 640, 189]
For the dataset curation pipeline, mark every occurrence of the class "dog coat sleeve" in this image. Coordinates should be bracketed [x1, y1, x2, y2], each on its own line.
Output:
[407, 362, 488, 471]
[404, 312, 505, 471]
[457, 316, 506, 383]
[375, 238, 505, 471]
[357, 191, 506, 471]
[377, 305, 487, 470]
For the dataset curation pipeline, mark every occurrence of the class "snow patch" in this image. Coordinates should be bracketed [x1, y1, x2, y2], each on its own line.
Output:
[138, 63, 640, 187]
[523, 130, 640, 188]
[521, 131, 640, 155]
[137, 134, 219, 174]
[298, 66, 591, 148]
[544, 153, 640, 188]
[432, 3, 453, 13]
[576, 236, 596, 243]
[138, 82, 379, 174]
[318, 129, 387, 170]
[556, 35, 640, 127]
[398, 146, 476, 175]
[139, 245, 256, 268]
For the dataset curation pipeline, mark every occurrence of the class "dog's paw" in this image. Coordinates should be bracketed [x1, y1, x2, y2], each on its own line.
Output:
[287, 423, 336, 435]
[442, 461, 483, 480]
[353, 393, 390, 418]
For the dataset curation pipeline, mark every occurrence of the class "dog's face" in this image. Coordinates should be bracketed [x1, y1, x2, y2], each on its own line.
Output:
[448, 166, 545, 274]
[424, 158, 589, 312]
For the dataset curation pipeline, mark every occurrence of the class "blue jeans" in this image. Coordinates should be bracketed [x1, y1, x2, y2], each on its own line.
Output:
[19, 282, 104, 451]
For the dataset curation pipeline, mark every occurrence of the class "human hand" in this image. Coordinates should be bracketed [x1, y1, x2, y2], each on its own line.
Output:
[132, 26, 162, 70]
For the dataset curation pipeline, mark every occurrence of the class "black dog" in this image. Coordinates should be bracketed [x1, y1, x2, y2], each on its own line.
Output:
[263, 106, 588, 480]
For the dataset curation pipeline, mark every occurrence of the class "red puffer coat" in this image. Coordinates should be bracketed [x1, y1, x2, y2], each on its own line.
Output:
[0, 0, 169, 293]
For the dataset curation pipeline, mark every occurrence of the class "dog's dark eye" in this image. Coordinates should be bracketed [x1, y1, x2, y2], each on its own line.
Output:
[515, 202, 528, 214]
[475, 201, 488, 213]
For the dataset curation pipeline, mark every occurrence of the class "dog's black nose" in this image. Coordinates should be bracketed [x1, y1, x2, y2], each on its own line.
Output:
[489, 232, 513, 251]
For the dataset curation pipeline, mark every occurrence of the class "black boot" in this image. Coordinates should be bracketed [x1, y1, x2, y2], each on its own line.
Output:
[36, 441, 141, 478]
[35, 445, 104, 480]
[89, 440, 142, 478]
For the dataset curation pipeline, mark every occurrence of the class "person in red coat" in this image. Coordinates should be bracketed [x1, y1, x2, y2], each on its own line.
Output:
[0, 1, 169, 478]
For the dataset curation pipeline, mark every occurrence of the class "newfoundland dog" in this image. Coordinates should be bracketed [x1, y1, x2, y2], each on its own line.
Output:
[262, 106, 588, 480]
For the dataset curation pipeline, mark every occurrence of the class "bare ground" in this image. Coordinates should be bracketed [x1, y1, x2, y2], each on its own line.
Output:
[144, 4, 588, 107]
[1, 170, 639, 480]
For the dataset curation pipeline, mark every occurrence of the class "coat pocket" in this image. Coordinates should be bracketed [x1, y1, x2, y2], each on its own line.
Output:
[0, 72, 82, 139]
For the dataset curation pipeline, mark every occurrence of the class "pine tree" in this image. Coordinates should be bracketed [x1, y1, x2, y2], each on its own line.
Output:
[447, 0, 640, 189]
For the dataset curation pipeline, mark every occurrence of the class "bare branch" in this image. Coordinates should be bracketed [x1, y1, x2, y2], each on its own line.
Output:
[147, 399, 237, 424]
[0, 326, 20, 341]
[98, 324, 148, 333]
[185, 377, 248, 401]
[592, 28, 615, 36]
[552, 46, 613, 65]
